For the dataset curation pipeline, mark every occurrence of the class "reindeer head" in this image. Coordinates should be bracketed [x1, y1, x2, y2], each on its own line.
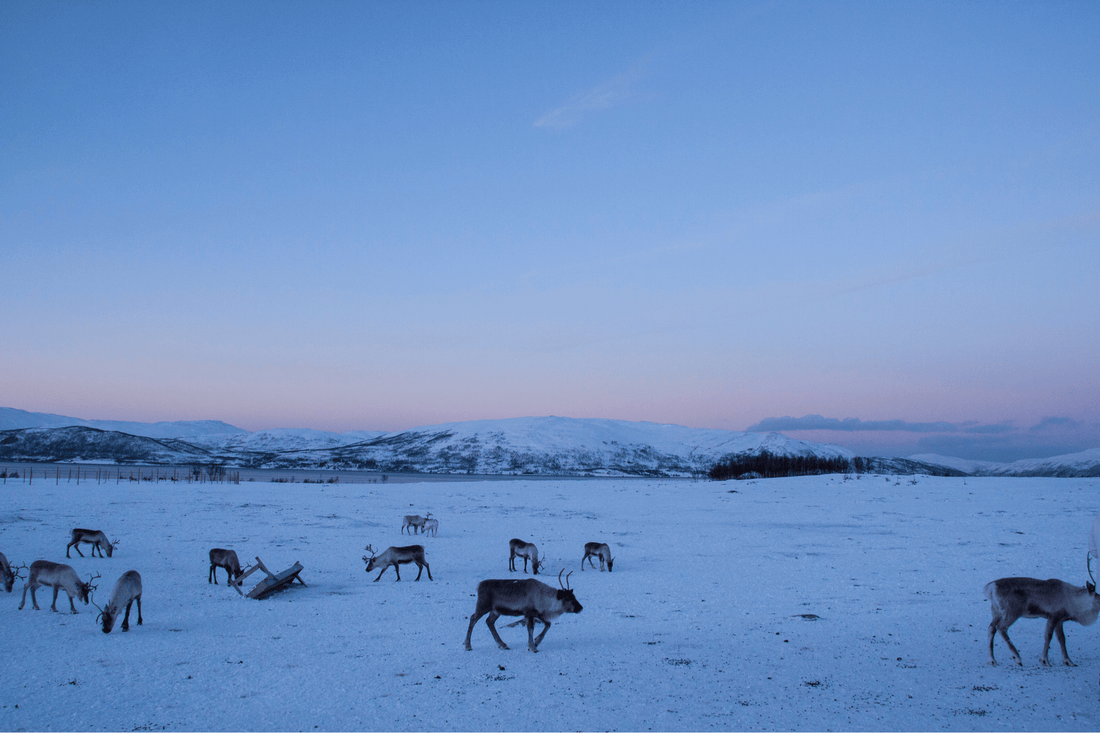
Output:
[557, 569, 582, 614]
[606, 555, 614, 572]
[106, 538, 119, 558]
[363, 545, 378, 573]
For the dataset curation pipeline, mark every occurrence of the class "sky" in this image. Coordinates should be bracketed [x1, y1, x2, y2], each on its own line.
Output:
[2, 1, 1098, 462]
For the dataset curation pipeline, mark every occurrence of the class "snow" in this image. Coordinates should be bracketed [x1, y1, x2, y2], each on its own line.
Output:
[2, 474, 1100, 731]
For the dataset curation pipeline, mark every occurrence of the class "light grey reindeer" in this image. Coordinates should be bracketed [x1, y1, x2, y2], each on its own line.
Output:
[509, 538, 541, 575]
[581, 542, 614, 572]
[1, 552, 28, 593]
[464, 570, 583, 653]
[401, 513, 431, 535]
[422, 518, 439, 537]
[985, 577, 1100, 666]
[363, 544, 433, 582]
[66, 528, 117, 558]
[208, 548, 242, 585]
[19, 561, 99, 613]
[97, 570, 143, 633]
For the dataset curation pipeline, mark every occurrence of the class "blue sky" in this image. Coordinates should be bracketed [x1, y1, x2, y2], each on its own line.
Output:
[2, 1, 1097, 461]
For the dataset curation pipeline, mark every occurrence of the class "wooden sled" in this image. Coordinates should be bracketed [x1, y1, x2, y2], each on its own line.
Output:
[229, 556, 307, 599]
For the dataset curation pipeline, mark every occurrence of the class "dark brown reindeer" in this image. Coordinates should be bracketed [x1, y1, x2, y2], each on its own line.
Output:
[581, 542, 614, 572]
[19, 561, 99, 613]
[1, 551, 28, 593]
[363, 544, 432, 582]
[208, 548, 242, 585]
[985, 577, 1100, 666]
[508, 538, 540, 575]
[465, 570, 582, 653]
[66, 528, 117, 558]
[96, 570, 143, 633]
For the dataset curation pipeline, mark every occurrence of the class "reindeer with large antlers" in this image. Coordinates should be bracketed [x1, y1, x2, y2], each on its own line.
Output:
[19, 561, 99, 613]
[66, 528, 118, 558]
[363, 544, 433, 582]
[1, 551, 28, 593]
[465, 569, 583, 653]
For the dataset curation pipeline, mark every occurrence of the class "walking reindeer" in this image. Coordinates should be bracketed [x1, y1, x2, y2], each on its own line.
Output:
[19, 561, 99, 613]
[465, 570, 583, 653]
[1, 552, 28, 593]
[66, 528, 117, 558]
[96, 570, 143, 633]
[985, 576, 1100, 666]
[363, 544, 433, 582]
[581, 542, 614, 572]
[508, 538, 541, 575]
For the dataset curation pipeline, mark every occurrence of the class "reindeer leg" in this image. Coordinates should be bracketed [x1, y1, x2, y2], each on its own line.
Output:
[414, 562, 423, 581]
[465, 608, 487, 650]
[532, 616, 552, 650]
[50, 587, 60, 612]
[987, 620, 999, 665]
[122, 601, 132, 631]
[66, 543, 73, 559]
[75, 543, 85, 558]
[485, 611, 509, 650]
[135, 595, 142, 625]
[373, 566, 389, 582]
[997, 625, 1023, 666]
[1052, 619, 1074, 666]
[393, 564, 401, 581]
[209, 565, 215, 584]
[19, 582, 34, 610]
[526, 614, 539, 653]
[1041, 618, 1058, 666]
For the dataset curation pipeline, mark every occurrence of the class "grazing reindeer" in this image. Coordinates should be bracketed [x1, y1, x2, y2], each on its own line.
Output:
[19, 561, 99, 613]
[208, 548, 242, 585]
[363, 544, 432, 582]
[401, 513, 431, 535]
[1, 552, 28, 593]
[581, 542, 614, 572]
[984, 577, 1100, 666]
[422, 518, 439, 537]
[509, 538, 540, 575]
[97, 570, 143, 633]
[464, 570, 582, 653]
[66, 528, 117, 558]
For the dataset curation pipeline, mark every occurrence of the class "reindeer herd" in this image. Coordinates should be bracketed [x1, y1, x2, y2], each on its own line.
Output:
[5, 501, 1100, 668]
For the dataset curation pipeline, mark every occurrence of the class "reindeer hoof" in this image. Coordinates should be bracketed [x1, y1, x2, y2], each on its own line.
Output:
[1064, 660, 1076, 667]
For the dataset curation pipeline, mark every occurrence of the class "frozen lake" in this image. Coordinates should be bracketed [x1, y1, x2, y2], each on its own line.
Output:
[1, 474, 1098, 730]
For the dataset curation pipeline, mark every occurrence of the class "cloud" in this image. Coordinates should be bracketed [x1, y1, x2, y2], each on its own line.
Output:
[1030, 416, 1082, 432]
[747, 415, 964, 433]
[534, 63, 648, 130]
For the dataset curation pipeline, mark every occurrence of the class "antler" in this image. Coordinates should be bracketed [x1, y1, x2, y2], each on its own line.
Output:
[363, 544, 376, 564]
[111, 537, 120, 546]
[13, 562, 28, 580]
[86, 572, 101, 591]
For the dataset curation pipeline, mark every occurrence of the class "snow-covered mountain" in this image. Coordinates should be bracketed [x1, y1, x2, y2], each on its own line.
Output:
[910, 449, 1100, 478]
[0, 406, 244, 439]
[2, 407, 1095, 477]
[0, 412, 858, 477]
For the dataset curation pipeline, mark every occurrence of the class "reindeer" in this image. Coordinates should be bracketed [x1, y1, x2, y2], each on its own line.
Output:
[19, 561, 99, 613]
[1, 552, 28, 593]
[96, 570, 143, 633]
[509, 538, 540, 575]
[464, 570, 582, 653]
[66, 528, 117, 558]
[422, 518, 439, 537]
[208, 548, 242, 585]
[401, 513, 431, 535]
[581, 542, 614, 572]
[363, 544, 432, 582]
[984, 577, 1100, 666]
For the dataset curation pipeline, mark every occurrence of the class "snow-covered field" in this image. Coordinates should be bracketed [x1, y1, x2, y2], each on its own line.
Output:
[2, 474, 1099, 731]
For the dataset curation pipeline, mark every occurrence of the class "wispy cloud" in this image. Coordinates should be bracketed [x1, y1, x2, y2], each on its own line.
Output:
[747, 415, 970, 433]
[534, 62, 648, 130]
